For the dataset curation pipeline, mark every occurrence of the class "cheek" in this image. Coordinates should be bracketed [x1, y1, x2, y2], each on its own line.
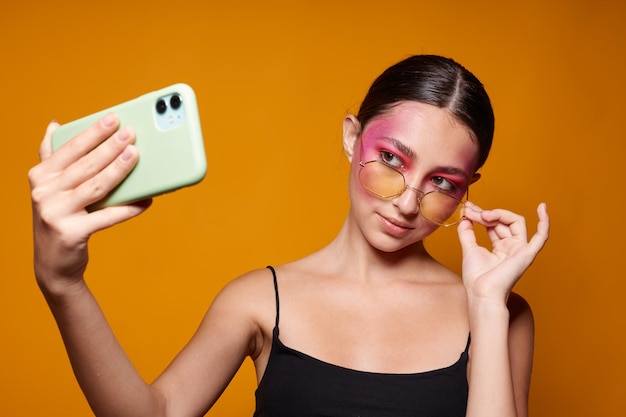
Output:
[359, 140, 378, 161]
[347, 162, 362, 198]
[348, 161, 374, 203]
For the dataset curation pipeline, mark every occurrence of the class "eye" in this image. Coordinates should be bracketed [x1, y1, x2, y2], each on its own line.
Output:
[380, 151, 404, 169]
[431, 176, 457, 193]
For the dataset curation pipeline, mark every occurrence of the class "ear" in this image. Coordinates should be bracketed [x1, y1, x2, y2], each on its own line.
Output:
[468, 172, 481, 185]
[343, 115, 361, 163]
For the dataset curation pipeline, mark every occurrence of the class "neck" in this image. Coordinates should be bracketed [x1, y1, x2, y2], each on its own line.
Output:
[321, 216, 438, 281]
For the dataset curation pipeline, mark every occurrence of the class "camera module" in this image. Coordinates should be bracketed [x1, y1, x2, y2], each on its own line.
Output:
[170, 94, 182, 110]
[156, 99, 167, 114]
[155, 92, 185, 131]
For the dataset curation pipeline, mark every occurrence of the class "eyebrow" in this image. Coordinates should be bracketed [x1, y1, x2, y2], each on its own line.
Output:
[379, 137, 470, 181]
[436, 166, 470, 181]
[379, 137, 416, 159]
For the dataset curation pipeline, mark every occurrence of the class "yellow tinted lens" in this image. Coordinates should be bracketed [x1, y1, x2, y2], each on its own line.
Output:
[359, 162, 405, 198]
[420, 192, 464, 226]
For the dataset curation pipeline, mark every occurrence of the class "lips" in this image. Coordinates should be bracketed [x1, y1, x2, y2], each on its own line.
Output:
[377, 213, 415, 237]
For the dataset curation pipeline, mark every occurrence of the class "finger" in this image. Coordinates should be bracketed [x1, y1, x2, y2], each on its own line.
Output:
[457, 201, 486, 250]
[478, 208, 515, 225]
[71, 144, 140, 208]
[39, 121, 60, 161]
[457, 218, 479, 254]
[465, 201, 519, 227]
[462, 200, 483, 216]
[485, 224, 512, 242]
[85, 198, 153, 233]
[481, 209, 529, 240]
[49, 113, 121, 172]
[60, 126, 136, 190]
[461, 201, 490, 224]
[527, 203, 550, 253]
[464, 204, 528, 244]
[486, 219, 522, 241]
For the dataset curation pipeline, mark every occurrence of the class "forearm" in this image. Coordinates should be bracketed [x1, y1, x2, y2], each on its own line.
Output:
[41, 279, 166, 417]
[465, 298, 518, 417]
[459, 203, 547, 417]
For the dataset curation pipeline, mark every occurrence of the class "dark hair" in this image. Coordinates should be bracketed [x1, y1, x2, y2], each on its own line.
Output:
[357, 55, 495, 171]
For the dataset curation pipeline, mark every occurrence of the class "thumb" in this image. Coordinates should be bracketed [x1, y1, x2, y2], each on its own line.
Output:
[456, 218, 478, 255]
[39, 120, 60, 161]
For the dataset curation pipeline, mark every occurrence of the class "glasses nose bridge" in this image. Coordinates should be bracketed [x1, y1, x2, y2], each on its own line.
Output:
[400, 174, 426, 202]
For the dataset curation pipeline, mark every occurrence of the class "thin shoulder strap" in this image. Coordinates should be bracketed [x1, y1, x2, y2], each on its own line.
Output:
[464, 333, 471, 353]
[266, 266, 280, 331]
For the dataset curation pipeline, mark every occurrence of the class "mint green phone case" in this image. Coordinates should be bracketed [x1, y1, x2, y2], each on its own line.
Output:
[51, 83, 207, 211]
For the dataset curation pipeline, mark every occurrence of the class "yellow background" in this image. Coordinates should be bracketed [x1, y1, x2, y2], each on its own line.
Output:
[2, 0, 624, 415]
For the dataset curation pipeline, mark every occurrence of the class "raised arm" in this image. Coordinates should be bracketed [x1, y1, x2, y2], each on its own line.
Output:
[457, 202, 549, 417]
[29, 116, 167, 416]
[28, 117, 261, 416]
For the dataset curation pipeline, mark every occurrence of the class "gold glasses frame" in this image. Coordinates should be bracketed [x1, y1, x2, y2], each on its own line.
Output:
[358, 160, 468, 227]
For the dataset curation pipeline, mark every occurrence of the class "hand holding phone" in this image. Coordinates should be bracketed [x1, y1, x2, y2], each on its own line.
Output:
[52, 83, 207, 211]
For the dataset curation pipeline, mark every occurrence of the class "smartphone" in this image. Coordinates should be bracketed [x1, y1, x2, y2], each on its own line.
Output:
[52, 83, 207, 211]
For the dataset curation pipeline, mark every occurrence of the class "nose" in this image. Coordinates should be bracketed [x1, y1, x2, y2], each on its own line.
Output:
[392, 185, 424, 215]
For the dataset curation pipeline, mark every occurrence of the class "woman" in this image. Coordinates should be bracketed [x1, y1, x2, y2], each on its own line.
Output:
[29, 55, 549, 417]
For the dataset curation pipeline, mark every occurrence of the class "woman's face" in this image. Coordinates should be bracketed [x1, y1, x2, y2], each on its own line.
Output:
[346, 100, 480, 252]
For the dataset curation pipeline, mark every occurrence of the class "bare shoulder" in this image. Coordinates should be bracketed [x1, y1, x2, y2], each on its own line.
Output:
[218, 267, 276, 298]
[152, 268, 277, 410]
[200, 268, 277, 356]
[211, 267, 276, 322]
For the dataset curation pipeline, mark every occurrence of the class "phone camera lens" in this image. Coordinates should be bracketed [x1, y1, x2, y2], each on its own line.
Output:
[156, 99, 167, 114]
[170, 94, 182, 110]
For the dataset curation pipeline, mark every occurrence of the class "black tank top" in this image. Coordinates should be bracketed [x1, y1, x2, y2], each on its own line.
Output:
[253, 266, 469, 417]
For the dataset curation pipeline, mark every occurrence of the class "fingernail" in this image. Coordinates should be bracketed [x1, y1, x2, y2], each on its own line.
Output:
[116, 127, 130, 143]
[120, 147, 134, 161]
[102, 113, 117, 127]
